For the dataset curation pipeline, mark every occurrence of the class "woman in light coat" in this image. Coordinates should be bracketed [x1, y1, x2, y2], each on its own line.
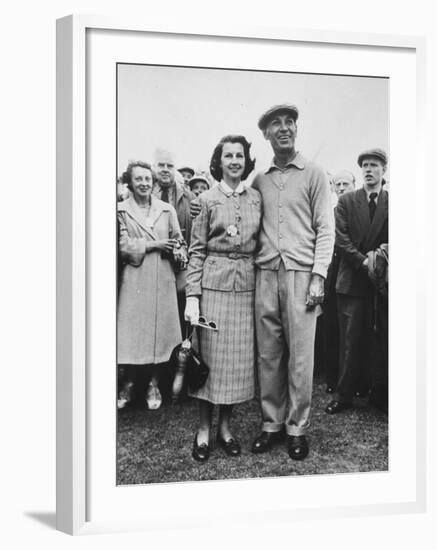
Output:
[184, 135, 261, 462]
[118, 161, 185, 409]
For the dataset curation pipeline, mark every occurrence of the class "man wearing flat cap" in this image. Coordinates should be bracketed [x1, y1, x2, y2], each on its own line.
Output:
[178, 166, 195, 192]
[251, 104, 334, 460]
[326, 148, 388, 415]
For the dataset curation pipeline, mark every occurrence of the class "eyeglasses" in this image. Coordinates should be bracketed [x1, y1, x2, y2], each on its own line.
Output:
[195, 316, 218, 331]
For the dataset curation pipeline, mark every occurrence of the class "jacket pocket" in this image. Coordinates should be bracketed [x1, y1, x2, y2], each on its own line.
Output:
[201, 258, 233, 291]
[235, 258, 255, 291]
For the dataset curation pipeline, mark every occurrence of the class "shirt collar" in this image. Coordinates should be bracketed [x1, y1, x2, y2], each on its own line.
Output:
[265, 151, 305, 174]
[365, 187, 381, 201]
[219, 180, 247, 196]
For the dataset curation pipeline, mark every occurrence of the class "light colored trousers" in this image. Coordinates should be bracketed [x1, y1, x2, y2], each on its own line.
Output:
[255, 265, 318, 436]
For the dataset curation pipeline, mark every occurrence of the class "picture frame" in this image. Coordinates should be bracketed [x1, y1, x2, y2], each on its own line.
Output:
[56, 14, 426, 535]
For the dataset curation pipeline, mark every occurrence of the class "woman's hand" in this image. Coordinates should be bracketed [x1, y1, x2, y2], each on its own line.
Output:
[151, 239, 179, 253]
[173, 244, 188, 268]
[184, 297, 200, 325]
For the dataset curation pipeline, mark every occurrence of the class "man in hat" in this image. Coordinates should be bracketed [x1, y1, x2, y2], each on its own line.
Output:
[188, 174, 210, 197]
[178, 166, 195, 192]
[251, 104, 334, 460]
[326, 148, 388, 414]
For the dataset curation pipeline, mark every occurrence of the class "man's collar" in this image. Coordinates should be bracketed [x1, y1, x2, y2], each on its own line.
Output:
[364, 184, 382, 200]
[265, 151, 305, 174]
[218, 180, 247, 196]
[154, 180, 187, 201]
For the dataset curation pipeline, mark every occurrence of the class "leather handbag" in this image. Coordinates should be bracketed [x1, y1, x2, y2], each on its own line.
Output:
[169, 325, 209, 400]
[186, 347, 210, 392]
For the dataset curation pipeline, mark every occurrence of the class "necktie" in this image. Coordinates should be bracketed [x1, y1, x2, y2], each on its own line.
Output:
[369, 192, 378, 222]
[161, 187, 169, 203]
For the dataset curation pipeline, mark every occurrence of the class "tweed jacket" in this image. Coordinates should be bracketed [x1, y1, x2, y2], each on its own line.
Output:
[335, 187, 388, 297]
[186, 183, 262, 296]
[117, 196, 182, 364]
[152, 181, 195, 246]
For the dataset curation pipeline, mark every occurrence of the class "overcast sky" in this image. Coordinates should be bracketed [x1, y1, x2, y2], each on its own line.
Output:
[117, 64, 389, 187]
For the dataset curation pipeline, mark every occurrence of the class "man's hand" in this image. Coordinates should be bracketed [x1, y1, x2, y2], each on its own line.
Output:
[306, 273, 325, 309]
[190, 200, 201, 219]
[362, 257, 369, 271]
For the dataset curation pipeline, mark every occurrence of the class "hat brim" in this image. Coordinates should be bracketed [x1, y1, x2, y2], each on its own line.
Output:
[188, 178, 209, 189]
[178, 167, 195, 176]
[258, 106, 299, 130]
[357, 154, 387, 167]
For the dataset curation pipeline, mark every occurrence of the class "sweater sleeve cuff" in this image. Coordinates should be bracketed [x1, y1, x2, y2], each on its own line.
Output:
[312, 264, 328, 279]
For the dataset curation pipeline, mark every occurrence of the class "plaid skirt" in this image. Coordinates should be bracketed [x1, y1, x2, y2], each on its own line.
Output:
[188, 288, 256, 404]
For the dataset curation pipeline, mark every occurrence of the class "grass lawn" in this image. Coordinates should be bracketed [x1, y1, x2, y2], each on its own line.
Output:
[117, 376, 388, 485]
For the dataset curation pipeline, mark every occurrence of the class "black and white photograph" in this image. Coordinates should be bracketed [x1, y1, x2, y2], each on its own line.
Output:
[3, 0, 434, 543]
[116, 62, 389, 485]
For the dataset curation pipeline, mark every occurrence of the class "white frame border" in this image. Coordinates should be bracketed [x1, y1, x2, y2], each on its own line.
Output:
[56, 14, 427, 535]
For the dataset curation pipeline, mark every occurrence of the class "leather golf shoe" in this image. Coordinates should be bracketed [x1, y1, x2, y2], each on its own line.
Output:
[251, 430, 284, 454]
[287, 435, 309, 461]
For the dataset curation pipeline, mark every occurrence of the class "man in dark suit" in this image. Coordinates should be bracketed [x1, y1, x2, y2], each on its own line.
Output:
[323, 170, 356, 394]
[325, 149, 388, 414]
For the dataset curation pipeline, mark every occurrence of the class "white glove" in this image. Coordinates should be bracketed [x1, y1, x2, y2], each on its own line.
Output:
[184, 297, 200, 325]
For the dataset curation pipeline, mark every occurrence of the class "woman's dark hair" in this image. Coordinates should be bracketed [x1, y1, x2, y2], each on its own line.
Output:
[209, 135, 256, 182]
[122, 161, 153, 191]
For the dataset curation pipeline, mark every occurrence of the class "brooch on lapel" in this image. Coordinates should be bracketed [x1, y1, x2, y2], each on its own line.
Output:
[226, 224, 239, 237]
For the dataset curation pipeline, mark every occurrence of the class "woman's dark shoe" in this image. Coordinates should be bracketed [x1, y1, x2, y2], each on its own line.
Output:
[287, 435, 309, 461]
[217, 434, 241, 457]
[251, 430, 284, 453]
[192, 434, 210, 462]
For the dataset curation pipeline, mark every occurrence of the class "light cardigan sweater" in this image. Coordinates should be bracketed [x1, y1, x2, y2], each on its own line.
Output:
[252, 152, 334, 279]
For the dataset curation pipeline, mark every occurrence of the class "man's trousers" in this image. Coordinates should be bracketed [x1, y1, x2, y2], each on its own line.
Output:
[255, 265, 319, 436]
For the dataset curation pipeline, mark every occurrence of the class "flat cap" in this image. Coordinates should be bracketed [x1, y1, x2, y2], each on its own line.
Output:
[178, 166, 195, 176]
[188, 175, 210, 189]
[258, 104, 299, 130]
[357, 148, 388, 167]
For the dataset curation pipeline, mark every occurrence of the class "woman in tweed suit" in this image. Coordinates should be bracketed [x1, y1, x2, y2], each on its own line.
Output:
[185, 135, 261, 462]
